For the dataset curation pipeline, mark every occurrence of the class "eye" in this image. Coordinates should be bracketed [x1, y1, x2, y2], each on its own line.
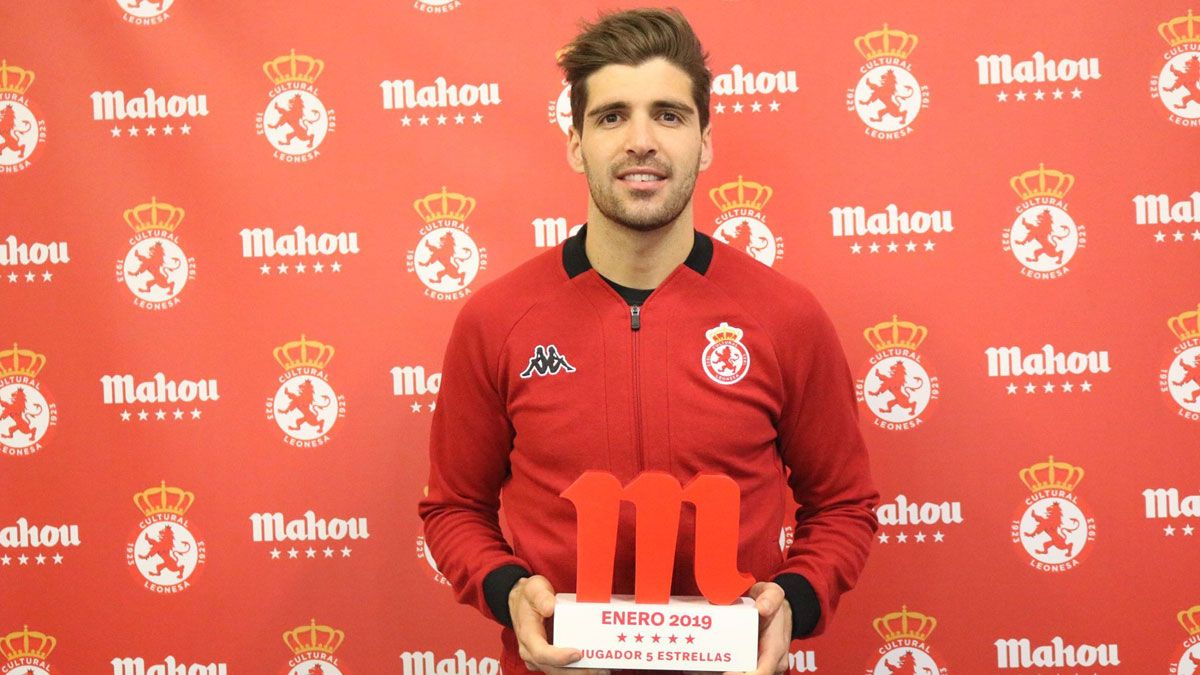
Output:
[659, 110, 682, 124]
[600, 112, 622, 125]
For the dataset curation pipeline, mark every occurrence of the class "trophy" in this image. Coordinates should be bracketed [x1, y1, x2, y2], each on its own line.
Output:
[552, 471, 759, 671]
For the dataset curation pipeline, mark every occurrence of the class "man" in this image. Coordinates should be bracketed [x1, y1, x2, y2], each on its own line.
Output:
[418, 8, 878, 675]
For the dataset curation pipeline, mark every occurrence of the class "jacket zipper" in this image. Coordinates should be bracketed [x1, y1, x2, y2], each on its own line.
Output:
[630, 305, 644, 473]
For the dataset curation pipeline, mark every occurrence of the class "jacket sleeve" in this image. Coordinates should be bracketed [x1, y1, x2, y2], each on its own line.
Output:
[417, 297, 531, 624]
[773, 296, 879, 637]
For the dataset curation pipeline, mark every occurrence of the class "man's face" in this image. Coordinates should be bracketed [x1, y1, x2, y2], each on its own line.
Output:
[567, 57, 712, 232]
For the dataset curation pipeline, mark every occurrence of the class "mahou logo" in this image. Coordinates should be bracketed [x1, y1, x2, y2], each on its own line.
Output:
[1133, 191, 1200, 244]
[111, 656, 228, 674]
[875, 494, 963, 545]
[267, 335, 347, 448]
[994, 636, 1119, 670]
[2, 235, 71, 284]
[1003, 164, 1086, 279]
[1162, 303, 1200, 421]
[242, 224, 360, 276]
[400, 650, 499, 675]
[1011, 456, 1096, 573]
[1151, 10, 1200, 128]
[392, 364, 440, 414]
[532, 217, 581, 249]
[976, 51, 1101, 103]
[283, 619, 348, 675]
[864, 606, 948, 674]
[381, 76, 499, 127]
[257, 50, 336, 164]
[848, 24, 930, 140]
[986, 344, 1111, 395]
[1143, 487, 1199, 538]
[126, 481, 206, 593]
[830, 203, 952, 255]
[116, 197, 196, 310]
[709, 175, 783, 266]
[1, 625, 55, 675]
[0, 343, 58, 457]
[406, 187, 488, 301]
[1, 517, 81, 567]
[101, 371, 219, 422]
[92, 87, 207, 138]
[251, 510, 369, 560]
[855, 316, 940, 431]
[710, 64, 798, 116]
[1171, 605, 1200, 674]
[0, 60, 47, 174]
[115, 0, 174, 26]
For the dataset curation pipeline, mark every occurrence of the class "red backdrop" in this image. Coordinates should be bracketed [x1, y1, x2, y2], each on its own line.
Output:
[3, 1, 1199, 673]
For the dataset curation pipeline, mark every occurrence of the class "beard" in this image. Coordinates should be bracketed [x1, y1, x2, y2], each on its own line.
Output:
[583, 150, 700, 233]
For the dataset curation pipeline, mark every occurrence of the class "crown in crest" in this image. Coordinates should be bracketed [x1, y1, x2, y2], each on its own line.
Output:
[873, 606, 936, 642]
[263, 49, 325, 86]
[0, 60, 34, 96]
[284, 619, 345, 655]
[709, 175, 772, 212]
[123, 197, 185, 233]
[1168, 303, 1200, 342]
[274, 334, 335, 371]
[1010, 163, 1074, 201]
[134, 481, 194, 517]
[863, 315, 927, 352]
[1159, 9, 1200, 47]
[0, 625, 56, 661]
[1020, 456, 1084, 493]
[705, 322, 744, 344]
[414, 187, 476, 223]
[1178, 605, 1200, 636]
[854, 24, 918, 60]
[0, 343, 46, 378]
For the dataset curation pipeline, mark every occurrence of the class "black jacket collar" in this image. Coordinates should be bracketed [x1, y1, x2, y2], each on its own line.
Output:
[562, 223, 713, 280]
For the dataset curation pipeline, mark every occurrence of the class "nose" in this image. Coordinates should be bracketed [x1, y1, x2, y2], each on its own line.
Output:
[623, 112, 658, 158]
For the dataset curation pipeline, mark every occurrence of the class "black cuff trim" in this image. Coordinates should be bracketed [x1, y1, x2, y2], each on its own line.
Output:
[483, 564, 532, 627]
[773, 573, 820, 639]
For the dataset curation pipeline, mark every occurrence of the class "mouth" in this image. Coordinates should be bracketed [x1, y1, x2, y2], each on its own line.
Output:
[615, 167, 669, 191]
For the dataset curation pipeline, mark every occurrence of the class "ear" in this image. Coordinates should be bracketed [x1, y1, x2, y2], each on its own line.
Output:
[566, 125, 585, 174]
[698, 124, 713, 172]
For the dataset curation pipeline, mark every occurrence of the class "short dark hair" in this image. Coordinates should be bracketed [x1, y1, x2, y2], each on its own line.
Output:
[560, 7, 711, 133]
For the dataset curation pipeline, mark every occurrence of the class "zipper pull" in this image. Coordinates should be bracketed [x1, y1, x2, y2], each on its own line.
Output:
[630, 305, 641, 331]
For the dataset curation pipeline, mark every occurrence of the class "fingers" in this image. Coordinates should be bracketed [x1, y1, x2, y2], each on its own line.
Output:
[747, 581, 786, 618]
[524, 575, 558, 617]
[511, 576, 586, 672]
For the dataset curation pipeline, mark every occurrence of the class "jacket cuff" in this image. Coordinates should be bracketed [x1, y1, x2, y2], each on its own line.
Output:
[483, 564, 532, 627]
[773, 573, 821, 639]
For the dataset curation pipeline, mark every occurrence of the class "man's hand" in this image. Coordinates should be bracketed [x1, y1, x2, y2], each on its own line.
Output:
[508, 575, 608, 675]
[723, 581, 792, 675]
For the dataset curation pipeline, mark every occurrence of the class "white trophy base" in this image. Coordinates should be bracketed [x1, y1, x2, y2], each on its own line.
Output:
[552, 593, 758, 672]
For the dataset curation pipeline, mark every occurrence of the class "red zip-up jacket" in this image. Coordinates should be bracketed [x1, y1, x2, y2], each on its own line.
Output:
[419, 227, 878, 671]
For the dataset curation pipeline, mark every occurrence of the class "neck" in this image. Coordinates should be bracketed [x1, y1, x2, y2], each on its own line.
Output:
[584, 202, 695, 289]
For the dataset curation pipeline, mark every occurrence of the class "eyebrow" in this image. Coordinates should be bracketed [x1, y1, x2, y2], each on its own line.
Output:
[587, 99, 696, 121]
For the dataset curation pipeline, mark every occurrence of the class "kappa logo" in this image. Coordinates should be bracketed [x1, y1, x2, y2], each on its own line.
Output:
[0, 343, 58, 458]
[520, 345, 576, 379]
[267, 335, 347, 448]
[2, 235, 71, 284]
[257, 50, 336, 164]
[701, 323, 750, 385]
[116, 197, 197, 310]
[126, 481, 207, 594]
[1162, 303, 1200, 421]
[1152, 10, 1200, 128]
[114, 0, 174, 25]
[1002, 164, 1086, 280]
[406, 187, 488, 302]
[848, 24, 930, 140]
[864, 606, 948, 675]
[1, 625, 55, 675]
[1171, 605, 1200, 674]
[709, 176, 783, 266]
[1011, 456, 1096, 573]
[283, 619, 348, 675]
[855, 316, 939, 431]
[0, 60, 47, 174]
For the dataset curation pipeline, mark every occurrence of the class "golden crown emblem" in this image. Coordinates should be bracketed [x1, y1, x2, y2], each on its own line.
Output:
[854, 24, 918, 61]
[263, 49, 324, 85]
[864, 315, 927, 352]
[0, 343, 46, 379]
[0, 60, 34, 96]
[1010, 163, 1074, 201]
[284, 619, 345, 655]
[123, 197, 185, 234]
[709, 175, 772, 213]
[705, 322, 744, 344]
[0, 625, 56, 661]
[1020, 456, 1084, 493]
[873, 606, 936, 642]
[414, 187, 476, 223]
[134, 481, 195, 517]
[1178, 605, 1200, 636]
[1159, 9, 1200, 47]
[274, 334, 335, 371]
[1168, 303, 1200, 342]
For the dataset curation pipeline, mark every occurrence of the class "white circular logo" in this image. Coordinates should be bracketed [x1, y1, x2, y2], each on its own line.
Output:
[0, 99, 41, 166]
[413, 228, 481, 293]
[132, 521, 201, 586]
[1174, 642, 1200, 675]
[1157, 52, 1200, 120]
[4, 665, 50, 675]
[122, 236, 191, 302]
[1167, 344, 1200, 414]
[713, 217, 780, 266]
[0, 382, 51, 449]
[263, 90, 331, 155]
[1008, 205, 1080, 273]
[273, 375, 341, 441]
[119, 0, 173, 19]
[552, 84, 573, 135]
[871, 647, 941, 675]
[861, 355, 933, 424]
[291, 660, 344, 675]
[854, 66, 923, 133]
[701, 324, 751, 386]
[1018, 497, 1089, 566]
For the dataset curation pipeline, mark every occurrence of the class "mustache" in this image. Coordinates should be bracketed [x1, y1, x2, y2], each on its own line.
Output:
[611, 158, 671, 177]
